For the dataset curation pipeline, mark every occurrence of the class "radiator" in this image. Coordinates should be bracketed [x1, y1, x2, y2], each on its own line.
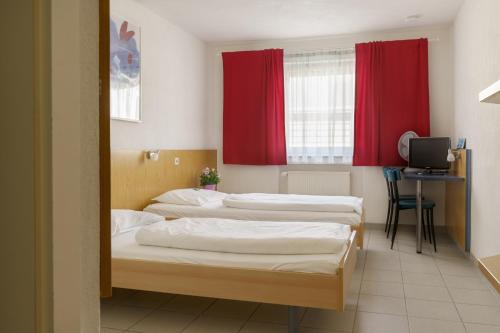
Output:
[285, 171, 351, 196]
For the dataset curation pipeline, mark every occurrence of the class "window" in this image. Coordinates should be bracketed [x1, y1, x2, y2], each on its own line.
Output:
[284, 50, 355, 164]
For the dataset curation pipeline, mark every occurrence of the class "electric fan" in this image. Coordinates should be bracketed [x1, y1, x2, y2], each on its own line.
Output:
[398, 131, 419, 161]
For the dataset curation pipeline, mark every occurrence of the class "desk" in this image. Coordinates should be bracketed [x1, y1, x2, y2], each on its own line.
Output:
[404, 172, 465, 253]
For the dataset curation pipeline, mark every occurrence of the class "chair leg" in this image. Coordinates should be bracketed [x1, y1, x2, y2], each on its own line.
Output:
[430, 208, 437, 252]
[422, 209, 427, 241]
[386, 202, 394, 238]
[384, 199, 391, 232]
[390, 206, 400, 250]
[427, 209, 433, 244]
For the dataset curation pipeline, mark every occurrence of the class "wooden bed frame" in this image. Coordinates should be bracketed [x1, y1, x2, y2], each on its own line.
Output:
[109, 150, 363, 331]
[112, 231, 357, 311]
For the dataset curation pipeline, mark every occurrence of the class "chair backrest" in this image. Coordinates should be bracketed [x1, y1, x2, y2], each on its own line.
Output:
[382, 167, 393, 200]
[387, 168, 401, 201]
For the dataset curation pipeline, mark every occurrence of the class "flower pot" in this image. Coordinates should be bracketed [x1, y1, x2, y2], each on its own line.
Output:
[203, 184, 217, 191]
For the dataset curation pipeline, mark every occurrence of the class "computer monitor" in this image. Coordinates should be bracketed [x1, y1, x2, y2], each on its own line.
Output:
[409, 137, 450, 170]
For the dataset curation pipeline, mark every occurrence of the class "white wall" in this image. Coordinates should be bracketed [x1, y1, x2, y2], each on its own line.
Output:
[52, 0, 100, 331]
[208, 25, 454, 225]
[110, 0, 210, 150]
[453, 0, 500, 258]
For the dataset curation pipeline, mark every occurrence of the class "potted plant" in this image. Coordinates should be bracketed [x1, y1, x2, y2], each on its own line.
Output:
[200, 167, 220, 190]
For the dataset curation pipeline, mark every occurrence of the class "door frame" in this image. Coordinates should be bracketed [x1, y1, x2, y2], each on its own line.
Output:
[34, 0, 53, 331]
[99, 0, 112, 297]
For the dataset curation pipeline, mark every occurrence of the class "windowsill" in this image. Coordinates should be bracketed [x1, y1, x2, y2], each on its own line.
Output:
[285, 162, 353, 166]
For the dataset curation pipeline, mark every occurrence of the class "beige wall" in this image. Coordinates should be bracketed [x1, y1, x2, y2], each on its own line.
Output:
[453, 0, 500, 258]
[52, 0, 100, 331]
[0, 1, 37, 332]
[110, 0, 210, 150]
[208, 25, 454, 225]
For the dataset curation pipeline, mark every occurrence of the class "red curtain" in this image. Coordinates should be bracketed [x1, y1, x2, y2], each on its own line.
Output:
[353, 39, 430, 166]
[222, 49, 287, 165]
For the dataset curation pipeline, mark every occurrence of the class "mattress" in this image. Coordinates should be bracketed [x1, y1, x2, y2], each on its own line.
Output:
[144, 201, 361, 225]
[113, 228, 346, 274]
[223, 193, 363, 215]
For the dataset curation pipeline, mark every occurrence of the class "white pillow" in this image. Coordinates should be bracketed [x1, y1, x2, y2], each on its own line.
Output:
[153, 188, 227, 206]
[111, 209, 165, 236]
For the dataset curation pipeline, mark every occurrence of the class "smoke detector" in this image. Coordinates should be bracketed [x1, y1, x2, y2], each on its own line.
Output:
[405, 14, 422, 22]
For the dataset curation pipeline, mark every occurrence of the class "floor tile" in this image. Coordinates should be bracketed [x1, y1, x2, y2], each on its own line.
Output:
[436, 259, 479, 277]
[345, 291, 360, 311]
[357, 294, 406, 315]
[124, 291, 174, 309]
[239, 321, 288, 333]
[408, 317, 466, 333]
[182, 315, 244, 333]
[101, 329, 123, 333]
[298, 328, 345, 333]
[349, 278, 362, 294]
[401, 261, 440, 274]
[432, 245, 467, 259]
[249, 303, 305, 325]
[402, 271, 445, 286]
[160, 295, 214, 315]
[399, 254, 436, 269]
[406, 299, 460, 321]
[101, 305, 151, 330]
[403, 284, 452, 302]
[443, 275, 489, 290]
[398, 244, 434, 256]
[464, 323, 500, 333]
[456, 304, 500, 326]
[204, 299, 259, 320]
[449, 288, 500, 306]
[300, 308, 356, 331]
[365, 257, 401, 271]
[362, 269, 403, 283]
[354, 311, 409, 333]
[128, 310, 195, 333]
[360, 281, 404, 298]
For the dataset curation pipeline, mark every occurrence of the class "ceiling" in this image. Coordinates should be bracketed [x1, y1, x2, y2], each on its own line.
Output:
[136, 0, 463, 43]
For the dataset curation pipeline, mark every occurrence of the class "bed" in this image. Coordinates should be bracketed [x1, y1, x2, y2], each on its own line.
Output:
[109, 151, 360, 332]
[112, 219, 358, 313]
[144, 191, 365, 248]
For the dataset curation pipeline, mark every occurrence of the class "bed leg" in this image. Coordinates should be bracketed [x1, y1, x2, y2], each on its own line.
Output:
[288, 306, 300, 333]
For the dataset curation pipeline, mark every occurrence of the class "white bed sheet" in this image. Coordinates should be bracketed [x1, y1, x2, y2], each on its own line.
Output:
[113, 228, 345, 274]
[144, 202, 361, 225]
[224, 193, 363, 215]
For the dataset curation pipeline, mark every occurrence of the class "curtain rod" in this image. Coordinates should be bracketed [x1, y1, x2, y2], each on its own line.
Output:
[284, 37, 440, 55]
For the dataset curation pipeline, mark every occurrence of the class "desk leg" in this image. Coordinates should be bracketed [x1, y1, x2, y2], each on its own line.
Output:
[416, 180, 423, 254]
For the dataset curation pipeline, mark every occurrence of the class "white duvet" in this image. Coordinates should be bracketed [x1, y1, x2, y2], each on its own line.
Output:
[136, 218, 351, 255]
[223, 193, 363, 215]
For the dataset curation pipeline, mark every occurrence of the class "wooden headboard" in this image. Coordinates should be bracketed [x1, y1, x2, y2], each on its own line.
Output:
[111, 150, 217, 210]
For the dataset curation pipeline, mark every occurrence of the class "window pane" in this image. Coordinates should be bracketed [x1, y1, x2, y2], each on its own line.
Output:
[284, 50, 355, 164]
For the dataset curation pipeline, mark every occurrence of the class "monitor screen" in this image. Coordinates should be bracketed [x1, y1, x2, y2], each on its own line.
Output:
[409, 137, 450, 170]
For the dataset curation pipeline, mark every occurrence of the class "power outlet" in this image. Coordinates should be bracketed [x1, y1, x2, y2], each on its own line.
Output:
[174, 157, 181, 166]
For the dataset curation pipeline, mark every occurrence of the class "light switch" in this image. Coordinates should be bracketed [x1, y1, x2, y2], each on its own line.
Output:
[174, 157, 180, 165]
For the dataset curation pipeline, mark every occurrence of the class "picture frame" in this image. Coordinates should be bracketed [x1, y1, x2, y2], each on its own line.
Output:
[456, 137, 466, 149]
[110, 15, 142, 122]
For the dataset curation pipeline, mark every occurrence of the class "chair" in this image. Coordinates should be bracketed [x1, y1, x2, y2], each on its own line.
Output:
[387, 169, 437, 251]
[382, 167, 419, 237]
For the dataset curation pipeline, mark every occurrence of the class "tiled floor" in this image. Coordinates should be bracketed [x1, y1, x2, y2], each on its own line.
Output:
[101, 226, 500, 333]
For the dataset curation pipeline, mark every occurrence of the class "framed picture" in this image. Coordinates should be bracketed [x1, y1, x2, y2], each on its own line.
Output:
[457, 137, 466, 149]
[110, 15, 141, 122]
